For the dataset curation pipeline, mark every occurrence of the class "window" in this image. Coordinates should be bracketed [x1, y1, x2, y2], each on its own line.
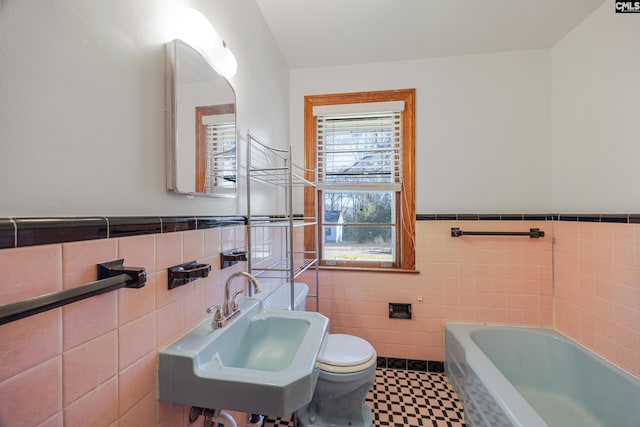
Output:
[202, 121, 236, 193]
[195, 104, 236, 195]
[304, 89, 415, 270]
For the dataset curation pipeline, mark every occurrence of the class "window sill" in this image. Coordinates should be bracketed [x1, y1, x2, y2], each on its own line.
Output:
[318, 266, 420, 274]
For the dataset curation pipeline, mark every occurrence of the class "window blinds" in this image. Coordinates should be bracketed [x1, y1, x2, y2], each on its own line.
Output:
[316, 111, 403, 191]
[204, 122, 236, 193]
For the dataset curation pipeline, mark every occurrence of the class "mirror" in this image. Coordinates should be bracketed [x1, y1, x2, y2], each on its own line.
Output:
[165, 39, 237, 197]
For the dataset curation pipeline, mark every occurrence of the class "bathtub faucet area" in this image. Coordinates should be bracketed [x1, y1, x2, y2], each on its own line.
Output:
[207, 271, 262, 329]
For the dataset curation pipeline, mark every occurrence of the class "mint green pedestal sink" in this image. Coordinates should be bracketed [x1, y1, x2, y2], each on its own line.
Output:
[158, 297, 329, 417]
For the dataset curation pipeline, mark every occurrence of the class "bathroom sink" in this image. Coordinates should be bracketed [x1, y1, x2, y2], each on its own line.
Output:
[158, 297, 328, 416]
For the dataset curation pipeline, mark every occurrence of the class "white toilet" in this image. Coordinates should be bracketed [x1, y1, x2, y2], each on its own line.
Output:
[297, 333, 377, 427]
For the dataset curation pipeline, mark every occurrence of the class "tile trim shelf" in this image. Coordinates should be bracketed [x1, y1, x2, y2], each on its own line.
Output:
[2, 212, 640, 251]
[0, 216, 246, 250]
[416, 213, 640, 223]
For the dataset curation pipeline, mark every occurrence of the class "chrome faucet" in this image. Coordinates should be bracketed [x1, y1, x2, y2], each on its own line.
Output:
[207, 271, 262, 329]
[224, 271, 262, 315]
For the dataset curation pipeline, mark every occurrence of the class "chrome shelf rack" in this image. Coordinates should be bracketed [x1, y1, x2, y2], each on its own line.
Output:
[246, 132, 319, 311]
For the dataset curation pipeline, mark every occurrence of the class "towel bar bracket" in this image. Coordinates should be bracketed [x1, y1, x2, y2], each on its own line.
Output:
[97, 259, 147, 288]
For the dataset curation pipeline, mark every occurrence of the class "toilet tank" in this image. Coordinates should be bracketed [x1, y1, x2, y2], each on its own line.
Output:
[263, 282, 309, 311]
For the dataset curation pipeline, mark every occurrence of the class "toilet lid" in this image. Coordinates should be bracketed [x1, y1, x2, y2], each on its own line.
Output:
[316, 334, 376, 373]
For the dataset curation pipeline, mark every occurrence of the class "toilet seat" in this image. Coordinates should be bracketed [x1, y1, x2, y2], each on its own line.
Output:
[316, 334, 376, 374]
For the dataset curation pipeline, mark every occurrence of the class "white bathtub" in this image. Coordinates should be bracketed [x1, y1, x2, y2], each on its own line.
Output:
[445, 323, 640, 427]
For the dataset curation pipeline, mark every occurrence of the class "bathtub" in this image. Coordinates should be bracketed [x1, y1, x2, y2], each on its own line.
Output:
[445, 323, 640, 427]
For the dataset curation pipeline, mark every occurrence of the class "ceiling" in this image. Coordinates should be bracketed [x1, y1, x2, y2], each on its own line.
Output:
[255, 0, 606, 69]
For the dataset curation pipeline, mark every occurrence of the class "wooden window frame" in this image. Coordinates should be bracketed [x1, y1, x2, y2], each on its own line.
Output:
[195, 103, 235, 193]
[304, 89, 416, 270]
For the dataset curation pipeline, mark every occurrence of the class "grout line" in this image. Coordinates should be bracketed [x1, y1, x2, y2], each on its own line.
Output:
[9, 217, 17, 248]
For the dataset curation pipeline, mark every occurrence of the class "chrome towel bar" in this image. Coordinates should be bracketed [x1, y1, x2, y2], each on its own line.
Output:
[451, 227, 545, 238]
[0, 259, 146, 326]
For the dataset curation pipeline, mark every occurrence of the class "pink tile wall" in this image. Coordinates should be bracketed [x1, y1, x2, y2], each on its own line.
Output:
[2, 218, 637, 425]
[300, 220, 553, 362]
[0, 226, 249, 427]
[554, 221, 640, 378]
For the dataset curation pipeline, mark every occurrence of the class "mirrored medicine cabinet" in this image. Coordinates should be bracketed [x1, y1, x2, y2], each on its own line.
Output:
[165, 39, 237, 197]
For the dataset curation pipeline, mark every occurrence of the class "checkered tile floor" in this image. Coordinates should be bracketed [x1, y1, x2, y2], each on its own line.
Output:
[262, 368, 466, 427]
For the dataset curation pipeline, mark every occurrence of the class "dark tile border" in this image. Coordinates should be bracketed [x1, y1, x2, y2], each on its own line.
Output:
[15, 218, 108, 247]
[197, 217, 226, 229]
[477, 214, 501, 221]
[457, 214, 479, 221]
[216, 216, 247, 227]
[377, 356, 444, 373]
[523, 214, 549, 221]
[109, 217, 162, 238]
[427, 360, 445, 373]
[416, 213, 640, 224]
[161, 217, 197, 233]
[0, 219, 16, 250]
[0, 216, 248, 250]
[407, 359, 428, 372]
[387, 357, 407, 370]
[499, 214, 524, 221]
[602, 214, 629, 223]
[415, 214, 436, 221]
[416, 213, 557, 221]
[4, 212, 640, 250]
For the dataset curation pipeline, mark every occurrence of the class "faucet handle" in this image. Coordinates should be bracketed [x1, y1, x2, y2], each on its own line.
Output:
[207, 304, 224, 320]
[231, 289, 244, 311]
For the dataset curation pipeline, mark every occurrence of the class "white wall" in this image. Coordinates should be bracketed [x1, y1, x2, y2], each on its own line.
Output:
[4, 1, 631, 217]
[551, 2, 640, 213]
[290, 50, 552, 214]
[0, 0, 288, 216]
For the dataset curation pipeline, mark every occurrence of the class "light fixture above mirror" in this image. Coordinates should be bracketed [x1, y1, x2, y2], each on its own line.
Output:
[175, 8, 237, 79]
